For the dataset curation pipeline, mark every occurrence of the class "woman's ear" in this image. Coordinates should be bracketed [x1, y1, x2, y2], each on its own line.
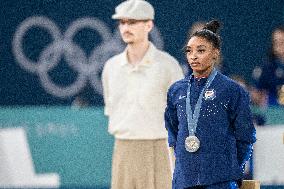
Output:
[213, 49, 220, 60]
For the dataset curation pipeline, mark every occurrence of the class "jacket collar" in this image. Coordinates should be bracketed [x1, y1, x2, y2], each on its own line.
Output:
[120, 42, 156, 68]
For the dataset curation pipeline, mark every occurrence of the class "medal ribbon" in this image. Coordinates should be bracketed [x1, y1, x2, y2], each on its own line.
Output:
[186, 68, 217, 136]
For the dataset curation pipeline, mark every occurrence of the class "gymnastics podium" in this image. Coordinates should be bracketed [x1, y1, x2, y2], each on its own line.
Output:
[0, 127, 60, 188]
[241, 180, 260, 189]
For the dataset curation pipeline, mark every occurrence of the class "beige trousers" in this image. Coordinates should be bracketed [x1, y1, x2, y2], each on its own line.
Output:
[111, 139, 172, 189]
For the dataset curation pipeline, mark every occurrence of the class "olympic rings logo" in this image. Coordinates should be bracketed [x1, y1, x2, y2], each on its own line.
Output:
[12, 16, 164, 98]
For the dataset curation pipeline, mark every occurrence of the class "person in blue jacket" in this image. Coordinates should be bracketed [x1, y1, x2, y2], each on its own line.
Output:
[165, 20, 256, 189]
[252, 25, 284, 106]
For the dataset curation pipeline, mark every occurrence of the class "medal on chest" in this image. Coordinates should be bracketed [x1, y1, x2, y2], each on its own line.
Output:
[185, 135, 200, 152]
[185, 69, 217, 153]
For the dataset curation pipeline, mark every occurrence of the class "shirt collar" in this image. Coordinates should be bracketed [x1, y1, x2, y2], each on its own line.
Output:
[120, 42, 156, 67]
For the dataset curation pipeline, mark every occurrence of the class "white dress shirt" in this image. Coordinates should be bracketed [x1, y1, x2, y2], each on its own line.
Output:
[102, 43, 184, 139]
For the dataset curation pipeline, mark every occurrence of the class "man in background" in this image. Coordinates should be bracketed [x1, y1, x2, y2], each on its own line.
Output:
[102, 0, 184, 188]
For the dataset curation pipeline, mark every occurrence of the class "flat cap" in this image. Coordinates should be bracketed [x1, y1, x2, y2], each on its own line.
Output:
[112, 0, 154, 20]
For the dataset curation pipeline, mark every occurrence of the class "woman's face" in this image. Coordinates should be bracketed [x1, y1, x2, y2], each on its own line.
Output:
[272, 30, 284, 60]
[185, 36, 219, 77]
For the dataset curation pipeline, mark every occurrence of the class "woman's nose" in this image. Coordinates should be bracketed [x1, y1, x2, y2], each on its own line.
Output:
[190, 54, 197, 60]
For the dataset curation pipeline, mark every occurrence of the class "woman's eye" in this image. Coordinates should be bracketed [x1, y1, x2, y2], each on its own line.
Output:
[185, 49, 191, 54]
[198, 49, 205, 53]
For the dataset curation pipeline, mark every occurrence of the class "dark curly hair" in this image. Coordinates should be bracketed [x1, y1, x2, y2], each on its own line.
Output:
[189, 20, 222, 50]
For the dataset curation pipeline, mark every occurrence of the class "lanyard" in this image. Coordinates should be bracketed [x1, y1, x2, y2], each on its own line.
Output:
[186, 69, 217, 136]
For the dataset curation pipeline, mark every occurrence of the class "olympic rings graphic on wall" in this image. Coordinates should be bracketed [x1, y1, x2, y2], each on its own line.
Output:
[12, 16, 164, 98]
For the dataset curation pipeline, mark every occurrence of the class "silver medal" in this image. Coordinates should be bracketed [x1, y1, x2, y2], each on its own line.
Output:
[185, 135, 200, 152]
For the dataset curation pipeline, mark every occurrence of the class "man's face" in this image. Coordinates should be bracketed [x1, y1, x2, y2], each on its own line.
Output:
[118, 19, 153, 44]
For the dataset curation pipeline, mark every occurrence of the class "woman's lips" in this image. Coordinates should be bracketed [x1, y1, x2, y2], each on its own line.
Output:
[190, 62, 200, 67]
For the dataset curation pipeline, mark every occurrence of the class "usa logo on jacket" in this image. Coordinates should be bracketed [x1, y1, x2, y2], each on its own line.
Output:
[204, 89, 216, 100]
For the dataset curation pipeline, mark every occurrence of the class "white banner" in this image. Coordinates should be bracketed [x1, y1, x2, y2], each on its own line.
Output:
[254, 125, 284, 185]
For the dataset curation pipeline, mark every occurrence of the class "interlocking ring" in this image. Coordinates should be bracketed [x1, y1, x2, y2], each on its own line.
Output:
[12, 16, 62, 73]
[12, 16, 164, 98]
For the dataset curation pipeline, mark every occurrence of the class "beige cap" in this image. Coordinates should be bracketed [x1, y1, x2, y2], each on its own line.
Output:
[112, 0, 154, 20]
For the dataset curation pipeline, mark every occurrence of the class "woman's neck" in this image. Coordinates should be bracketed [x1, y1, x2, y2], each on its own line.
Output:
[193, 67, 214, 78]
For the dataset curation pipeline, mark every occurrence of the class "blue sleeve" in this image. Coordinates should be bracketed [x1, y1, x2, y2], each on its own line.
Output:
[237, 142, 254, 173]
[255, 63, 273, 90]
[164, 87, 179, 149]
[230, 87, 256, 167]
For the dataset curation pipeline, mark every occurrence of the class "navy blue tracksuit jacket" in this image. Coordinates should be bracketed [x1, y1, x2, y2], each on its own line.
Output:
[165, 72, 256, 189]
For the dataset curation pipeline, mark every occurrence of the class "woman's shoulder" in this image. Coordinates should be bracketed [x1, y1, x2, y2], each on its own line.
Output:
[168, 77, 188, 93]
[215, 72, 248, 94]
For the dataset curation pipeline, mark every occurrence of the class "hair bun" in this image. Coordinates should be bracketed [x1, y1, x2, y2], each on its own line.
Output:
[204, 20, 221, 34]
